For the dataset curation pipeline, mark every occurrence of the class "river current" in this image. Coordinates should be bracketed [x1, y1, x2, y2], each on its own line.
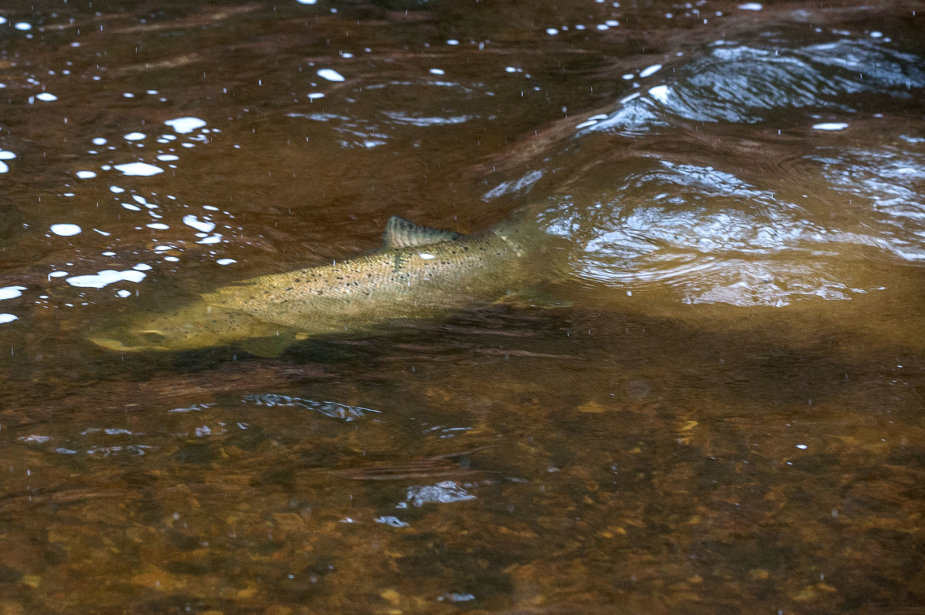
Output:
[0, 1, 922, 613]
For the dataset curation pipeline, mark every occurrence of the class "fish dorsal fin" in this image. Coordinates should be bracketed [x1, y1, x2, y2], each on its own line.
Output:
[383, 216, 462, 249]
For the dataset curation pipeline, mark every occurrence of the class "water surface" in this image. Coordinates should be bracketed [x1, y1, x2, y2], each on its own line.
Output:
[0, 1, 923, 613]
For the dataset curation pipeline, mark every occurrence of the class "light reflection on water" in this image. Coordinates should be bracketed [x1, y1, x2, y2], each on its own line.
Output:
[578, 38, 925, 135]
[0, 1, 922, 612]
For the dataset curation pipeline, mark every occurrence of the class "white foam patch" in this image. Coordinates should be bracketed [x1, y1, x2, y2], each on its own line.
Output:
[48, 271, 69, 278]
[297, 0, 318, 4]
[0, 161, 8, 174]
[121, 203, 141, 211]
[165, 117, 207, 134]
[116, 290, 132, 298]
[114, 162, 163, 176]
[0, 150, 16, 160]
[183, 215, 215, 233]
[15, 22, 32, 31]
[216, 258, 237, 265]
[66, 269, 146, 289]
[0, 286, 26, 300]
[132, 263, 152, 271]
[156, 154, 179, 161]
[36, 92, 57, 101]
[418, 253, 436, 260]
[50, 224, 81, 237]
[0, 314, 17, 324]
[738, 2, 762, 9]
[124, 132, 145, 141]
[648, 85, 671, 103]
[639, 63, 662, 78]
[197, 235, 222, 245]
[146, 223, 169, 230]
[76, 170, 97, 179]
[429, 68, 445, 75]
[92, 137, 107, 145]
[109, 185, 125, 193]
[307, 93, 325, 100]
[813, 122, 849, 131]
[317, 68, 345, 82]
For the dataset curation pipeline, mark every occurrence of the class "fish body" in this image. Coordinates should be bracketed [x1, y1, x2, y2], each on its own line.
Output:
[90, 216, 557, 355]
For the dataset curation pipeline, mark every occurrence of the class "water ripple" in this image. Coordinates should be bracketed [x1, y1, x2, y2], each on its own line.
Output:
[581, 38, 924, 135]
[242, 394, 380, 422]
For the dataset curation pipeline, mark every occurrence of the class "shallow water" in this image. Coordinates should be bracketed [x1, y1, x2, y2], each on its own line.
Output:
[0, 1, 923, 613]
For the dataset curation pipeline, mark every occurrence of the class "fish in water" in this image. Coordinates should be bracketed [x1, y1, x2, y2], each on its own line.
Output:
[89, 216, 562, 356]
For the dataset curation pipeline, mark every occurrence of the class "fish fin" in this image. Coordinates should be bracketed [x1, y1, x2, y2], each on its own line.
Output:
[383, 216, 463, 249]
[238, 333, 297, 358]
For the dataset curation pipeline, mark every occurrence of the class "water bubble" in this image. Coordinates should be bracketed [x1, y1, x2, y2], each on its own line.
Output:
[36, 92, 58, 102]
[317, 68, 345, 82]
[124, 132, 146, 141]
[50, 224, 82, 237]
[183, 215, 216, 233]
[0, 286, 26, 300]
[114, 162, 163, 176]
[165, 117, 207, 134]
[66, 269, 146, 289]
[76, 170, 97, 179]
[639, 63, 662, 78]
[813, 122, 848, 131]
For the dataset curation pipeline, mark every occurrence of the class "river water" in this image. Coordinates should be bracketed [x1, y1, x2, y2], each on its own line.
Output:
[0, 1, 923, 613]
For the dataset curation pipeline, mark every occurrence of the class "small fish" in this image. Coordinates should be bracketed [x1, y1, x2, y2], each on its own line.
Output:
[90, 216, 560, 356]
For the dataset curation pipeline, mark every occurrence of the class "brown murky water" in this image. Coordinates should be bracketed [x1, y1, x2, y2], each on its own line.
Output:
[0, 1, 923, 613]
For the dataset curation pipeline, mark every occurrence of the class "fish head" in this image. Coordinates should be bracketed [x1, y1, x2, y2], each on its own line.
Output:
[88, 299, 233, 352]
